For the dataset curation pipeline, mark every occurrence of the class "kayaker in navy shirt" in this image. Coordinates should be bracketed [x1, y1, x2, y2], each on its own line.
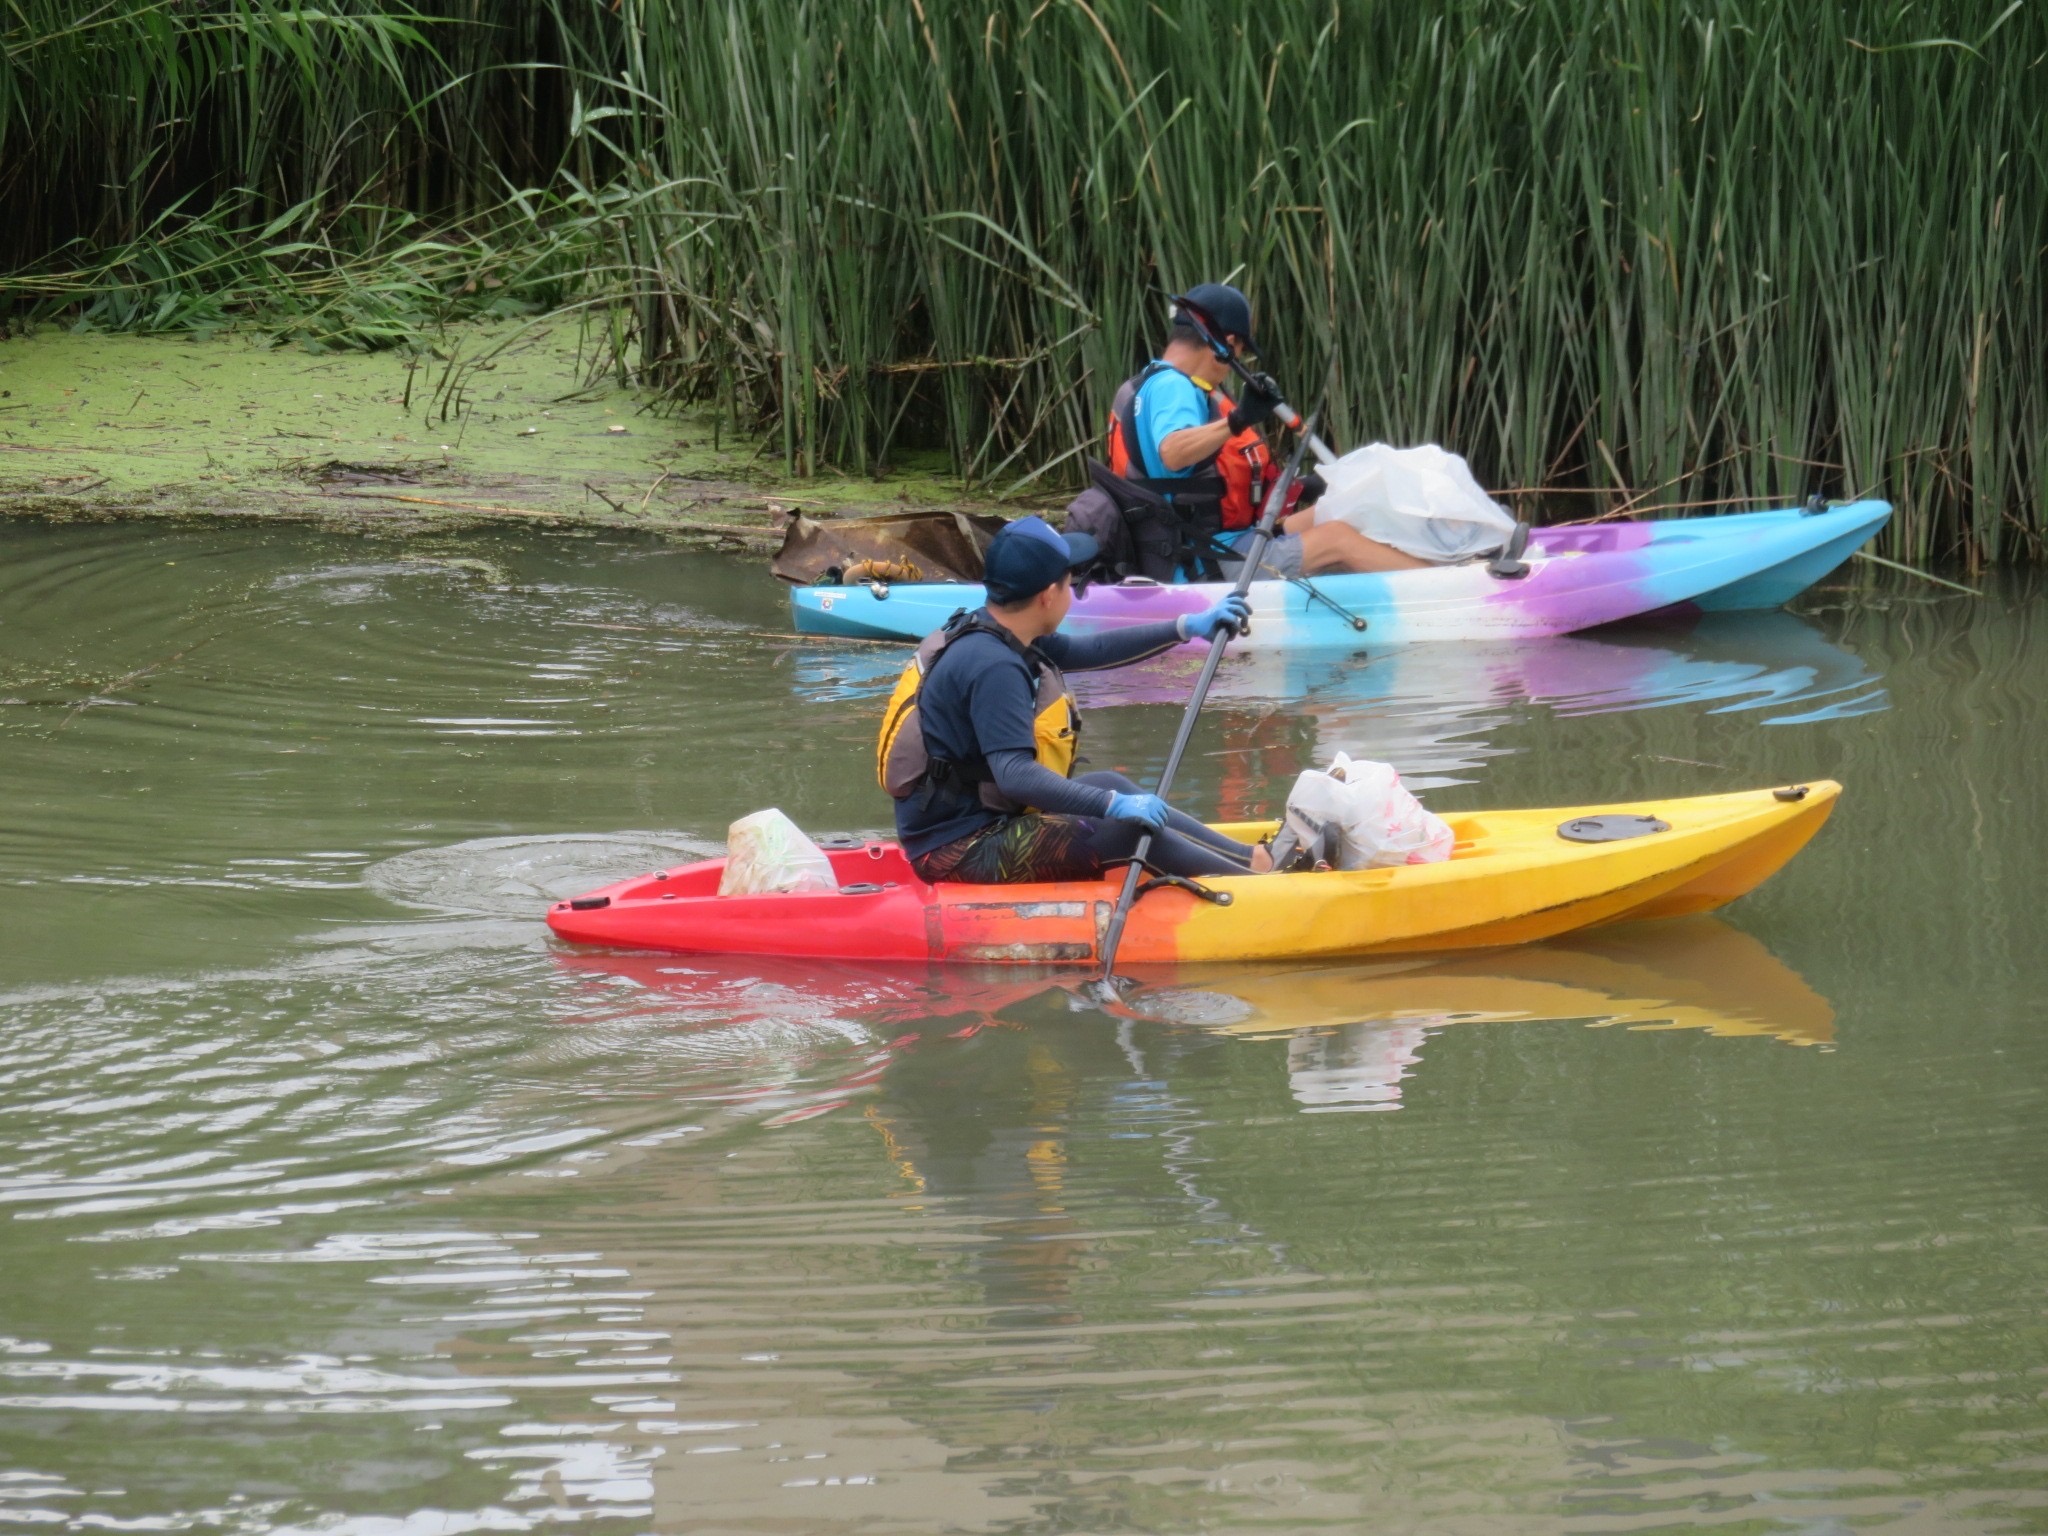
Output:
[894, 516, 1275, 884]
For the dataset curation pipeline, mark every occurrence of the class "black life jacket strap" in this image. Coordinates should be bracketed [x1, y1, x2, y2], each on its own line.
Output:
[1123, 472, 1226, 505]
[942, 606, 1048, 680]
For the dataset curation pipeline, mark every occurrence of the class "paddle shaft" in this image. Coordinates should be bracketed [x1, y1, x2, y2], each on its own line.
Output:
[1094, 416, 1320, 983]
[1272, 404, 1340, 468]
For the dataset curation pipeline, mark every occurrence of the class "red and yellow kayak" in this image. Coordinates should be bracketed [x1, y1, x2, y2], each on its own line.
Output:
[545, 782, 1839, 966]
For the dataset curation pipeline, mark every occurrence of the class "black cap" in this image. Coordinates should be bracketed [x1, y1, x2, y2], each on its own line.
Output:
[1173, 283, 1258, 355]
[982, 516, 1099, 603]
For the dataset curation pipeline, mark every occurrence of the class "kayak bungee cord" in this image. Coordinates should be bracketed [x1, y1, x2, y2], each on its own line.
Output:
[1285, 569, 1370, 631]
[1201, 526, 1369, 632]
[1085, 413, 1323, 1001]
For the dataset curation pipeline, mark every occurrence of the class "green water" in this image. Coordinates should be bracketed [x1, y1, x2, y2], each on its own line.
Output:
[2, 521, 2043, 1533]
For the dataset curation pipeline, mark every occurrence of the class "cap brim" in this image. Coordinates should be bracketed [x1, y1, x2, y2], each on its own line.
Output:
[1061, 531, 1099, 568]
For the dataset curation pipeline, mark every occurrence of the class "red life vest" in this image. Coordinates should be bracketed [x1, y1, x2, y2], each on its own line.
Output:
[1106, 362, 1286, 533]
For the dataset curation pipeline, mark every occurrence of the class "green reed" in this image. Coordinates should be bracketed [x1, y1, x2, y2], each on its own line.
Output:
[571, 0, 2045, 565]
[21, 201, 600, 355]
[0, 1, 594, 242]
[0, 2, 611, 353]
[4, 1, 2043, 563]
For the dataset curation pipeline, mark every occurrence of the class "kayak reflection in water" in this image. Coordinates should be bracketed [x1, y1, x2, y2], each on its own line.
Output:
[878, 514, 1273, 884]
[866, 1014, 1143, 1328]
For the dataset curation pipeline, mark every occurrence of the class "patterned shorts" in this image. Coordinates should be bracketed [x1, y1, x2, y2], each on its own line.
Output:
[910, 814, 1107, 885]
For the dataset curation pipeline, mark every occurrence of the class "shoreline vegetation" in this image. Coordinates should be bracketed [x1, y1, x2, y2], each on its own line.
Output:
[0, 324, 997, 549]
[2, 2, 2041, 567]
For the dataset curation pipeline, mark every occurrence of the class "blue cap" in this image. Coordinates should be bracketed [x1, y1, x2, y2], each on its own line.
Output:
[1173, 282, 1259, 355]
[982, 516, 1099, 603]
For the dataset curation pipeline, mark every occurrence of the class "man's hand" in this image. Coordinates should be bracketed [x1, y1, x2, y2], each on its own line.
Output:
[1179, 592, 1252, 642]
[1226, 374, 1283, 434]
[1105, 792, 1170, 830]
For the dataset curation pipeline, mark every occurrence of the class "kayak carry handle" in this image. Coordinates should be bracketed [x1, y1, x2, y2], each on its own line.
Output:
[1135, 873, 1232, 906]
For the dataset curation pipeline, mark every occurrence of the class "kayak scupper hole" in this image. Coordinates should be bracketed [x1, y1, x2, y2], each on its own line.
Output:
[1444, 816, 1486, 855]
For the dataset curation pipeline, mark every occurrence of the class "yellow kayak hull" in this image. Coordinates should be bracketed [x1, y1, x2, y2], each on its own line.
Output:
[1122, 780, 1840, 964]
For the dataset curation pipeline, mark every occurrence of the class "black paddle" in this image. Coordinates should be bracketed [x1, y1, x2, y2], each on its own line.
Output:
[1083, 413, 1322, 1001]
[1169, 293, 1338, 468]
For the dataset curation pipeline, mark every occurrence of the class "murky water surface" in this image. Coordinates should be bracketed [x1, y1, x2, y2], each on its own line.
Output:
[2, 522, 2043, 1533]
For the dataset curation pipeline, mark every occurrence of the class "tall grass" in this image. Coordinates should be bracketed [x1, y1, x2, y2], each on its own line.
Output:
[580, 0, 2046, 565]
[4, 195, 595, 350]
[0, 1, 578, 258]
[1, 3, 601, 348]
[3, 1, 2043, 563]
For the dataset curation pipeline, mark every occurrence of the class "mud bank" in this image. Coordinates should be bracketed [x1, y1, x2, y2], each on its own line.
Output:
[0, 322, 1007, 549]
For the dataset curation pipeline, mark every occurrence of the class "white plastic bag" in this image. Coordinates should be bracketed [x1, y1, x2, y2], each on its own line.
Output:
[1312, 442, 1517, 562]
[1280, 752, 1454, 869]
[717, 809, 839, 896]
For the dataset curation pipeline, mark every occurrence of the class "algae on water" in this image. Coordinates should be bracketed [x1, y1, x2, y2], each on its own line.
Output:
[0, 323, 997, 541]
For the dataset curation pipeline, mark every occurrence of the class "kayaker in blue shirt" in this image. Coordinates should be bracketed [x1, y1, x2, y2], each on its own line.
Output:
[1114, 283, 1428, 580]
[883, 516, 1276, 884]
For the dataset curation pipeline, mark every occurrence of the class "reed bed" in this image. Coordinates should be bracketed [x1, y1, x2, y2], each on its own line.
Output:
[589, 0, 2046, 565]
[4, 1, 2043, 564]
[0, 1, 576, 255]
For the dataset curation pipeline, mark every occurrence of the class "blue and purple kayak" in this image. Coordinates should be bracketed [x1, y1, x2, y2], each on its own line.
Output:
[789, 500, 1891, 648]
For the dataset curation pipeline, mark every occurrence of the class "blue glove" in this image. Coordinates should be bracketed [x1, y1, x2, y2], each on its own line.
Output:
[1105, 791, 1169, 830]
[1179, 592, 1251, 643]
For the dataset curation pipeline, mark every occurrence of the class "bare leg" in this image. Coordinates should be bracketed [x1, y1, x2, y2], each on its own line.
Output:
[1296, 522, 1432, 575]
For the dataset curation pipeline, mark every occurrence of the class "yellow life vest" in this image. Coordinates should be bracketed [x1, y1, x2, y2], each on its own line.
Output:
[876, 611, 1080, 810]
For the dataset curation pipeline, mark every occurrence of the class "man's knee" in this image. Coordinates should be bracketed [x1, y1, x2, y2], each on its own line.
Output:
[1089, 819, 1140, 859]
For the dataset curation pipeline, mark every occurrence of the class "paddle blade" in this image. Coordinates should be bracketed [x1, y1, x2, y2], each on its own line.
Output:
[1069, 974, 1138, 1010]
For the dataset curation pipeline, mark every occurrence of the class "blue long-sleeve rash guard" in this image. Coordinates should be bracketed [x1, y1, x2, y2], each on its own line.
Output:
[894, 615, 1187, 857]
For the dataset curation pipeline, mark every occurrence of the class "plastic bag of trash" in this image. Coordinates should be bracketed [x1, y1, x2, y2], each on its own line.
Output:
[1312, 443, 1518, 562]
[717, 809, 839, 895]
[1274, 753, 1454, 870]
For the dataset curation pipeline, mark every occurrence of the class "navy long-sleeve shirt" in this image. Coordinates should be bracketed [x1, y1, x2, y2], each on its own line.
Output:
[894, 615, 1186, 857]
